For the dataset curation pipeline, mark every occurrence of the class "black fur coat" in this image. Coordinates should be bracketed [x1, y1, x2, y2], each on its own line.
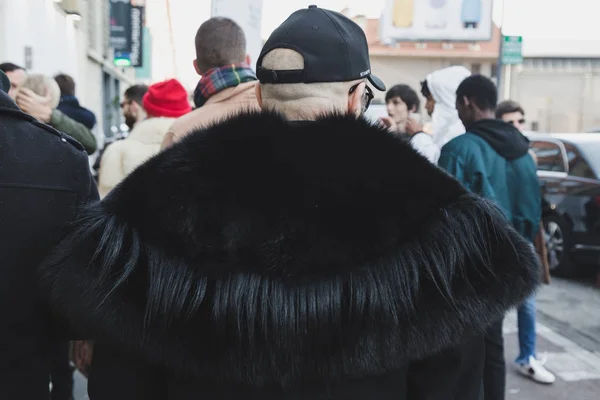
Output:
[41, 112, 540, 398]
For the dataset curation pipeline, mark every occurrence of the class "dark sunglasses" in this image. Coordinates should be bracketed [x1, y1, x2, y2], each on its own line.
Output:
[349, 83, 374, 111]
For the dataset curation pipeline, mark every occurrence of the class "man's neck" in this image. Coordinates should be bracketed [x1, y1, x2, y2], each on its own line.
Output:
[473, 110, 495, 122]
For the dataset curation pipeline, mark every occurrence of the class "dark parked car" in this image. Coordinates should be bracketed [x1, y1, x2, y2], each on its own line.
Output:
[528, 133, 600, 277]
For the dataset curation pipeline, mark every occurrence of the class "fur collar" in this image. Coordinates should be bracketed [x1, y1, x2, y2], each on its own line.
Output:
[41, 112, 540, 389]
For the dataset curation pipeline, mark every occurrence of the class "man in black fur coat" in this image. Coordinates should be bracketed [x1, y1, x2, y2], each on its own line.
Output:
[40, 6, 540, 400]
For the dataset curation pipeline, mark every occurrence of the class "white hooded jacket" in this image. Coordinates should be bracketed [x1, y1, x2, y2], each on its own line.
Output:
[98, 117, 175, 198]
[408, 66, 471, 164]
[427, 66, 471, 149]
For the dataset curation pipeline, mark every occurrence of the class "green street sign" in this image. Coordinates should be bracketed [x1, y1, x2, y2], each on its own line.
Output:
[114, 58, 132, 67]
[502, 36, 523, 65]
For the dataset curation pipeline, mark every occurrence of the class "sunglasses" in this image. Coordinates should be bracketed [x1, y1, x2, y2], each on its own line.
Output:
[349, 83, 374, 111]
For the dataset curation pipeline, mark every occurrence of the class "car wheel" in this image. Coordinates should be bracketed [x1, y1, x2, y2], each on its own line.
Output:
[544, 215, 575, 277]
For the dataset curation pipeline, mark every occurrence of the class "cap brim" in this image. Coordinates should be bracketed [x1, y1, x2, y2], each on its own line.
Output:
[368, 74, 386, 92]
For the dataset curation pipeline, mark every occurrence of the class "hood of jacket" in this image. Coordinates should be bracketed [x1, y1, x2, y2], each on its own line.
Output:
[426, 66, 471, 147]
[41, 112, 540, 389]
[467, 119, 530, 160]
[127, 117, 175, 145]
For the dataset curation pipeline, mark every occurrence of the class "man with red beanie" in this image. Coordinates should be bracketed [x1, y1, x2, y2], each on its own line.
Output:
[98, 78, 190, 197]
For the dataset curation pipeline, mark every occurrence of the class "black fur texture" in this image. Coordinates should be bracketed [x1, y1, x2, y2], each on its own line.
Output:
[41, 112, 540, 389]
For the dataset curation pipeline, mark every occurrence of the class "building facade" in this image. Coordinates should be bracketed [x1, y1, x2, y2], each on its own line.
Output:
[504, 37, 600, 133]
[355, 11, 600, 133]
[0, 0, 136, 144]
[352, 13, 501, 105]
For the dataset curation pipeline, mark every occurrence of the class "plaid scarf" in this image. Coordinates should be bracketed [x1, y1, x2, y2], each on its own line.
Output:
[193, 63, 257, 108]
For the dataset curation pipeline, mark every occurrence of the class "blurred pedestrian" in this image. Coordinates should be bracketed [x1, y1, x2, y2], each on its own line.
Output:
[0, 70, 98, 399]
[121, 84, 149, 131]
[54, 73, 97, 130]
[398, 66, 471, 163]
[438, 75, 551, 400]
[21, 74, 61, 109]
[422, 66, 471, 148]
[16, 75, 97, 154]
[380, 83, 438, 162]
[97, 79, 190, 197]
[496, 100, 526, 132]
[20, 73, 79, 400]
[381, 84, 420, 134]
[0, 62, 27, 100]
[40, 7, 540, 400]
[496, 99, 556, 385]
[91, 84, 150, 182]
[162, 17, 259, 148]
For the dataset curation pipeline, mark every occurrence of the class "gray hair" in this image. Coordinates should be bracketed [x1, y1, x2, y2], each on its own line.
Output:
[23, 74, 61, 109]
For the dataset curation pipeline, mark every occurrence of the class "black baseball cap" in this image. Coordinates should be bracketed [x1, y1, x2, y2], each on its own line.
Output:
[256, 5, 385, 91]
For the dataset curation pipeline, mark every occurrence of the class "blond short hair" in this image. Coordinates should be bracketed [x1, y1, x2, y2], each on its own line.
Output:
[22, 74, 61, 109]
[259, 49, 354, 119]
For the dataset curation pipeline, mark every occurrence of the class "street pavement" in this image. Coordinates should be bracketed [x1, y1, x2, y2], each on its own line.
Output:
[72, 277, 600, 400]
[504, 276, 600, 400]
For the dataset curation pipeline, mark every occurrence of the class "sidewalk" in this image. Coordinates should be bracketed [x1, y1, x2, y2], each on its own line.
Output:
[504, 311, 600, 400]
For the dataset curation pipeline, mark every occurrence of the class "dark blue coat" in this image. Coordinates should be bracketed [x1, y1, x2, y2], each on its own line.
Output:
[57, 95, 97, 130]
[0, 86, 98, 398]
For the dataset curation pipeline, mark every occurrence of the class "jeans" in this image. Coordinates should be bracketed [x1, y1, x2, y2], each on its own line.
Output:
[483, 318, 505, 400]
[516, 295, 537, 364]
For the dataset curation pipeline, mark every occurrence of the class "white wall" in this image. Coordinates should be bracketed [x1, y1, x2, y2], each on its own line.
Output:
[1, 0, 81, 82]
[0, 0, 135, 144]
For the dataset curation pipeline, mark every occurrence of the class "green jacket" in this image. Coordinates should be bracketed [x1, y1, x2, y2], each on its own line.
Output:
[51, 109, 97, 154]
[438, 119, 541, 242]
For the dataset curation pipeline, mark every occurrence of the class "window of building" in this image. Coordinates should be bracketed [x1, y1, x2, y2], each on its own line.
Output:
[471, 63, 482, 74]
[491, 63, 498, 78]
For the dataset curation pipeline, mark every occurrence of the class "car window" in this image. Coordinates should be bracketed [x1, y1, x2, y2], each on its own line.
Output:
[530, 141, 566, 173]
[563, 142, 596, 179]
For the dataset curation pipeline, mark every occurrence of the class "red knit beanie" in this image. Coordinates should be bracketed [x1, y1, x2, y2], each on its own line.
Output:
[142, 79, 191, 118]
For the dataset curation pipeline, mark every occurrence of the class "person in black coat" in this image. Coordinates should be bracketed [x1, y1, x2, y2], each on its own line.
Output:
[0, 70, 98, 399]
[40, 7, 540, 400]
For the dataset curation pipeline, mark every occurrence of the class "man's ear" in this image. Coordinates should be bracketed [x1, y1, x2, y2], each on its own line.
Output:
[193, 59, 202, 76]
[255, 84, 263, 108]
[245, 54, 252, 66]
[462, 96, 470, 107]
[348, 82, 364, 117]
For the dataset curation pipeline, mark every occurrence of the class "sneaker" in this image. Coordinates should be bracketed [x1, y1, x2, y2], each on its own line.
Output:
[516, 355, 556, 384]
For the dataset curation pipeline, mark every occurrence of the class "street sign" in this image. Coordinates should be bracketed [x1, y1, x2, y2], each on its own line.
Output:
[113, 52, 132, 67]
[109, 0, 131, 52]
[502, 35, 523, 65]
[129, 6, 144, 67]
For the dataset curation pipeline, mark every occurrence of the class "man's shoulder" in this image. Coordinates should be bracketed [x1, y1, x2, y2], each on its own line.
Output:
[441, 133, 486, 155]
[169, 98, 260, 142]
[1, 105, 86, 154]
[0, 107, 91, 193]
